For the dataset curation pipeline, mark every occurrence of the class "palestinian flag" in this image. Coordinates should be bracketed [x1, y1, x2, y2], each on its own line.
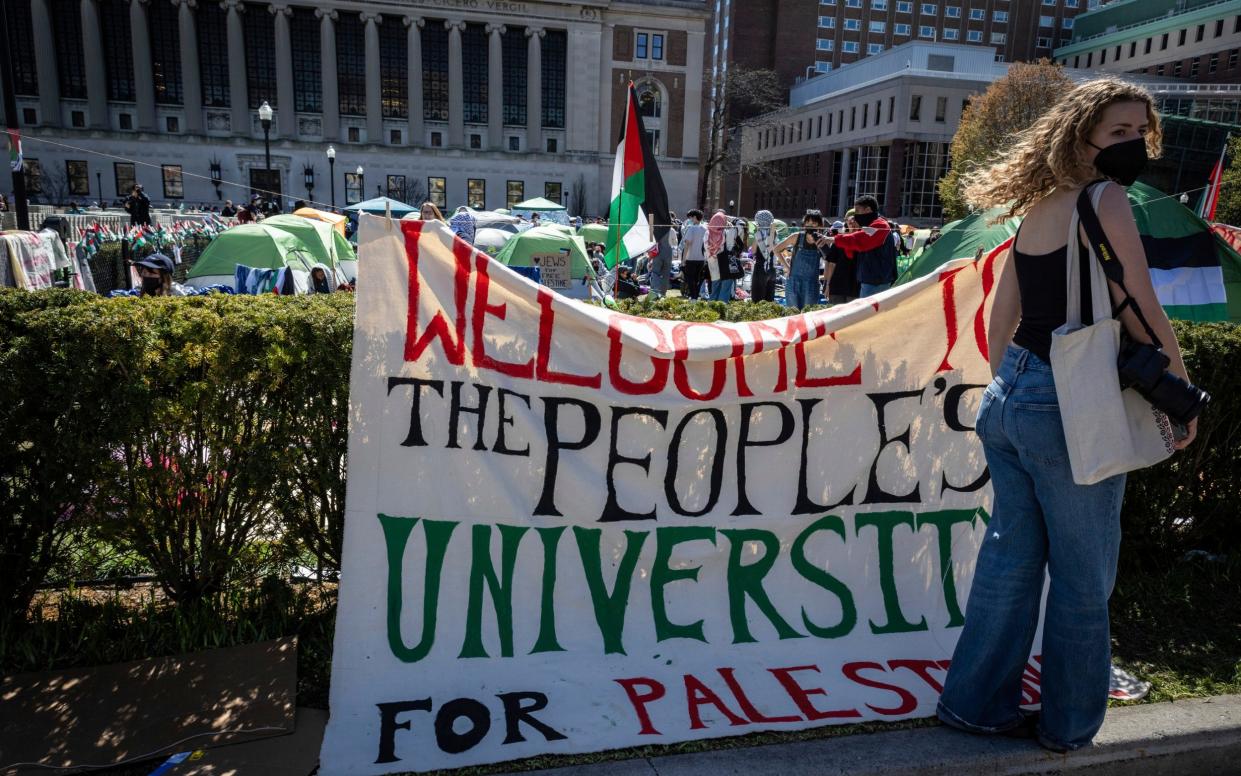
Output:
[1198, 136, 1227, 222]
[6, 129, 21, 173]
[603, 82, 670, 268]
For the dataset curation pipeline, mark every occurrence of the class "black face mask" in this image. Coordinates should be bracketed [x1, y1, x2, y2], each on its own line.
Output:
[141, 275, 163, 294]
[854, 212, 878, 227]
[1090, 137, 1147, 186]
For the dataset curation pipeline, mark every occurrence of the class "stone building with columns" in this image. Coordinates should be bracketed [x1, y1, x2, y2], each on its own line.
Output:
[3, 0, 708, 214]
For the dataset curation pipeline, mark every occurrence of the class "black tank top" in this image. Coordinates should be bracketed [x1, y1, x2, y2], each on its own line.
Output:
[1011, 225, 1093, 363]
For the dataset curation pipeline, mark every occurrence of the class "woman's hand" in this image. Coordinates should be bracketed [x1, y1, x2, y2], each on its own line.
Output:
[1175, 417, 1198, 450]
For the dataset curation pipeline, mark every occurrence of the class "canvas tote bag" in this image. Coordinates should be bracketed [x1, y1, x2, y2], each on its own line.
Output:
[1049, 182, 1175, 485]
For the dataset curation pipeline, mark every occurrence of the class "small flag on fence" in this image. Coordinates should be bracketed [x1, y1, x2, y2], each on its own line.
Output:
[6, 129, 22, 173]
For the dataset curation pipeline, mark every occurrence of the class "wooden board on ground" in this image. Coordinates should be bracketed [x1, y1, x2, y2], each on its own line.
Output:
[158, 707, 327, 775]
[0, 638, 296, 775]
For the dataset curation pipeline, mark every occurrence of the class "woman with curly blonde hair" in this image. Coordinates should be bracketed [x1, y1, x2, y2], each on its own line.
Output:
[936, 78, 1196, 752]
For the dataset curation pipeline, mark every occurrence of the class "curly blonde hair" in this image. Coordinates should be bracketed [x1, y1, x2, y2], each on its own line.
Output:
[964, 78, 1163, 219]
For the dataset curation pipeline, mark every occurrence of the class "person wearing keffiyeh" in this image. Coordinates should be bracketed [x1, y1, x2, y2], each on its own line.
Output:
[449, 206, 477, 245]
[749, 209, 779, 303]
[704, 210, 728, 294]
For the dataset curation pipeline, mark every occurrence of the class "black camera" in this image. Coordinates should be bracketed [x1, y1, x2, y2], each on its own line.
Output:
[1117, 338, 1210, 425]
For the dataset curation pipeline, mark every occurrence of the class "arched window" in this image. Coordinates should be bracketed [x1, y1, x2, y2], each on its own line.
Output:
[634, 78, 669, 156]
[197, 3, 228, 106]
[462, 24, 487, 123]
[243, 2, 276, 109]
[290, 8, 320, 112]
[148, 0, 182, 105]
[422, 21, 449, 121]
[637, 85, 661, 118]
[51, 0, 87, 98]
[501, 28, 527, 125]
[336, 13, 366, 117]
[379, 16, 407, 118]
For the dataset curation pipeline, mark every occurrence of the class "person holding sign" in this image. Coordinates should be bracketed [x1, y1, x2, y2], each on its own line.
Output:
[935, 79, 1198, 754]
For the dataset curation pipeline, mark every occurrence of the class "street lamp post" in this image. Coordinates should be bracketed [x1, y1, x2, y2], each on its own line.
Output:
[357, 165, 364, 203]
[258, 100, 273, 205]
[326, 145, 336, 210]
[96, 171, 102, 207]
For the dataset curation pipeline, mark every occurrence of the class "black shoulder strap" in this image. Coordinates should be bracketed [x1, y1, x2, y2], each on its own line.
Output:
[1075, 183, 1163, 349]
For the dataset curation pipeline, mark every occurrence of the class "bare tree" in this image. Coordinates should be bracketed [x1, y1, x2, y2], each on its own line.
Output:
[406, 178, 426, 207]
[569, 174, 587, 216]
[699, 66, 785, 208]
[40, 163, 70, 206]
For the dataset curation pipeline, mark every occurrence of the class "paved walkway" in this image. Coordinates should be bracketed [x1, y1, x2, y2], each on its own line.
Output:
[522, 694, 1241, 776]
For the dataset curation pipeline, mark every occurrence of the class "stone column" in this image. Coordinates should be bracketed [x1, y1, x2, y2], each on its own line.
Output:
[176, 0, 202, 134]
[526, 27, 544, 152]
[486, 24, 504, 150]
[405, 16, 424, 146]
[597, 24, 614, 154]
[82, 0, 109, 128]
[682, 30, 706, 162]
[129, 0, 156, 131]
[837, 146, 852, 212]
[31, 0, 60, 126]
[317, 8, 339, 141]
[272, 4, 295, 137]
[225, 0, 249, 135]
[446, 20, 465, 148]
[363, 12, 382, 142]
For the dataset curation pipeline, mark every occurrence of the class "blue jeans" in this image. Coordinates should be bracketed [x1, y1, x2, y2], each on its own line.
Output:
[859, 281, 891, 297]
[710, 278, 736, 301]
[785, 276, 821, 309]
[938, 345, 1125, 751]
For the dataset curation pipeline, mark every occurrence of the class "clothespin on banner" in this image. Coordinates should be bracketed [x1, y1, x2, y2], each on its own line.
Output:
[384, 200, 393, 231]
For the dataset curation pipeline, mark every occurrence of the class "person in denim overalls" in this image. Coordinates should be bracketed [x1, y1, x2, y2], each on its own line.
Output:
[772, 209, 827, 309]
[936, 79, 1198, 753]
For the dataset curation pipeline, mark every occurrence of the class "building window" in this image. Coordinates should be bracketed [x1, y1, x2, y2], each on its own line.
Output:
[815, 61, 833, 73]
[895, 23, 911, 35]
[162, 165, 184, 199]
[636, 32, 647, 58]
[462, 24, 488, 124]
[635, 31, 664, 60]
[856, 145, 889, 211]
[344, 172, 362, 205]
[431, 131, 443, 147]
[1230, 50, 1239, 70]
[991, 32, 1006, 44]
[817, 38, 834, 51]
[843, 40, 859, 52]
[428, 176, 446, 208]
[1178, 29, 1187, 46]
[506, 180, 524, 207]
[910, 94, 922, 120]
[967, 29, 982, 42]
[336, 13, 365, 116]
[197, 3, 229, 107]
[6, 0, 38, 97]
[944, 29, 959, 40]
[969, 8, 984, 20]
[869, 21, 885, 33]
[347, 126, 360, 142]
[387, 174, 407, 201]
[935, 95, 947, 122]
[1101, 49, 1107, 64]
[889, 95, 895, 123]
[289, 9, 321, 112]
[148, 1, 182, 105]
[508, 135, 520, 151]
[544, 181, 562, 204]
[51, 0, 87, 98]
[1216, 19, 1225, 38]
[542, 30, 567, 129]
[66, 160, 90, 196]
[423, 22, 449, 121]
[873, 0, 888, 9]
[920, 26, 935, 38]
[1145, 37, 1152, 54]
[502, 28, 527, 126]
[994, 11, 1008, 23]
[1039, 15, 1053, 28]
[24, 159, 43, 194]
[100, 0, 135, 102]
[380, 17, 408, 118]
[244, 3, 276, 109]
[820, 16, 836, 28]
[850, 106, 856, 130]
[847, 0, 861, 7]
[845, 19, 860, 31]
[920, 3, 937, 14]
[945, 5, 960, 18]
[1161, 33, 1168, 50]
[390, 129, 402, 144]
[1191, 58, 1200, 77]
[465, 133, 479, 149]
[862, 103, 869, 128]
[1210, 53, 1219, 74]
[166, 116, 179, 132]
[897, 1, 912, 11]
[1196, 24, 1205, 43]
[70, 110, 85, 128]
[902, 140, 948, 220]
[467, 178, 486, 208]
[118, 112, 132, 130]
[114, 162, 135, 197]
[1129, 41, 1137, 58]
[868, 43, 884, 54]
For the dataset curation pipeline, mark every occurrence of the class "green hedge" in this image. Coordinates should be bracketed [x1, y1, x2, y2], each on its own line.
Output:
[2, 290, 1237, 625]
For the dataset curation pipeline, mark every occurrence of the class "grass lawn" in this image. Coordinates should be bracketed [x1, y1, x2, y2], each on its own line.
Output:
[3, 556, 1237, 776]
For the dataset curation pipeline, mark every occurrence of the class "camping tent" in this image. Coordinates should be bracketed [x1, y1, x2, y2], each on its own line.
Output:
[261, 214, 354, 273]
[511, 197, 569, 226]
[343, 196, 417, 217]
[896, 182, 1241, 323]
[293, 207, 348, 236]
[578, 223, 610, 244]
[492, 226, 593, 299]
[474, 227, 516, 256]
[185, 224, 317, 289]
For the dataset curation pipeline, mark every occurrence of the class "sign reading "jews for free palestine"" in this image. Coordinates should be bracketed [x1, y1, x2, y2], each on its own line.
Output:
[319, 217, 1029, 774]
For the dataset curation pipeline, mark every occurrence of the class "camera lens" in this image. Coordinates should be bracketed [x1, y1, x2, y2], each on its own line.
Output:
[1148, 373, 1210, 425]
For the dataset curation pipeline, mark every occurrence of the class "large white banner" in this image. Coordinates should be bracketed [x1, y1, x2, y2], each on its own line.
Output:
[320, 217, 1030, 774]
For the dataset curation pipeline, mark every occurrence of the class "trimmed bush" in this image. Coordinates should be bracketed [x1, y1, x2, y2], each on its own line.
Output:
[2, 291, 1238, 620]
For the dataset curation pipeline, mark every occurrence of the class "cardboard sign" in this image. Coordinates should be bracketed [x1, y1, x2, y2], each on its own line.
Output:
[320, 218, 1013, 774]
[532, 251, 571, 288]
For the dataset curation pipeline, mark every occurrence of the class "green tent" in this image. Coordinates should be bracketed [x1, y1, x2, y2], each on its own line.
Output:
[493, 226, 592, 280]
[512, 197, 566, 211]
[187, 224, 317, 280]
[896, 182, 1241, 322]
[260, 214, 355, 269]
[578, 223, 610, 244]
[343, 196, 417, 216]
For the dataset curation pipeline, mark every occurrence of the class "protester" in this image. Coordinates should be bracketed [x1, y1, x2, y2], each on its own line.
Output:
[749, 209, 779, 303]
[236, 203, 256, 224]
[822, 218, 859, 303]
[0, 193, 8, 212]
[819, 195, 895, 297]
[679, 209, 708, 300]
[936, 78, 1198, 754]
[927, 226, 942, 245]
[309, 264, 334, 294]
[220, 199, 236, 217]
[710, 216, 746, 301]
[703, 210, 729, 299]
[449, 206, 477, 244]
[772, 209, 828, 309]
[125, 184, 152, 226]
[132, 253, 184, 296]
[530, 212, 541, 228]
[419, 201, 446, 222]
[613, 264, 642, 300]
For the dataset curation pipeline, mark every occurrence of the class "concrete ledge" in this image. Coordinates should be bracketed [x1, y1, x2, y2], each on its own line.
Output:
[520, 695, 1241, 776]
